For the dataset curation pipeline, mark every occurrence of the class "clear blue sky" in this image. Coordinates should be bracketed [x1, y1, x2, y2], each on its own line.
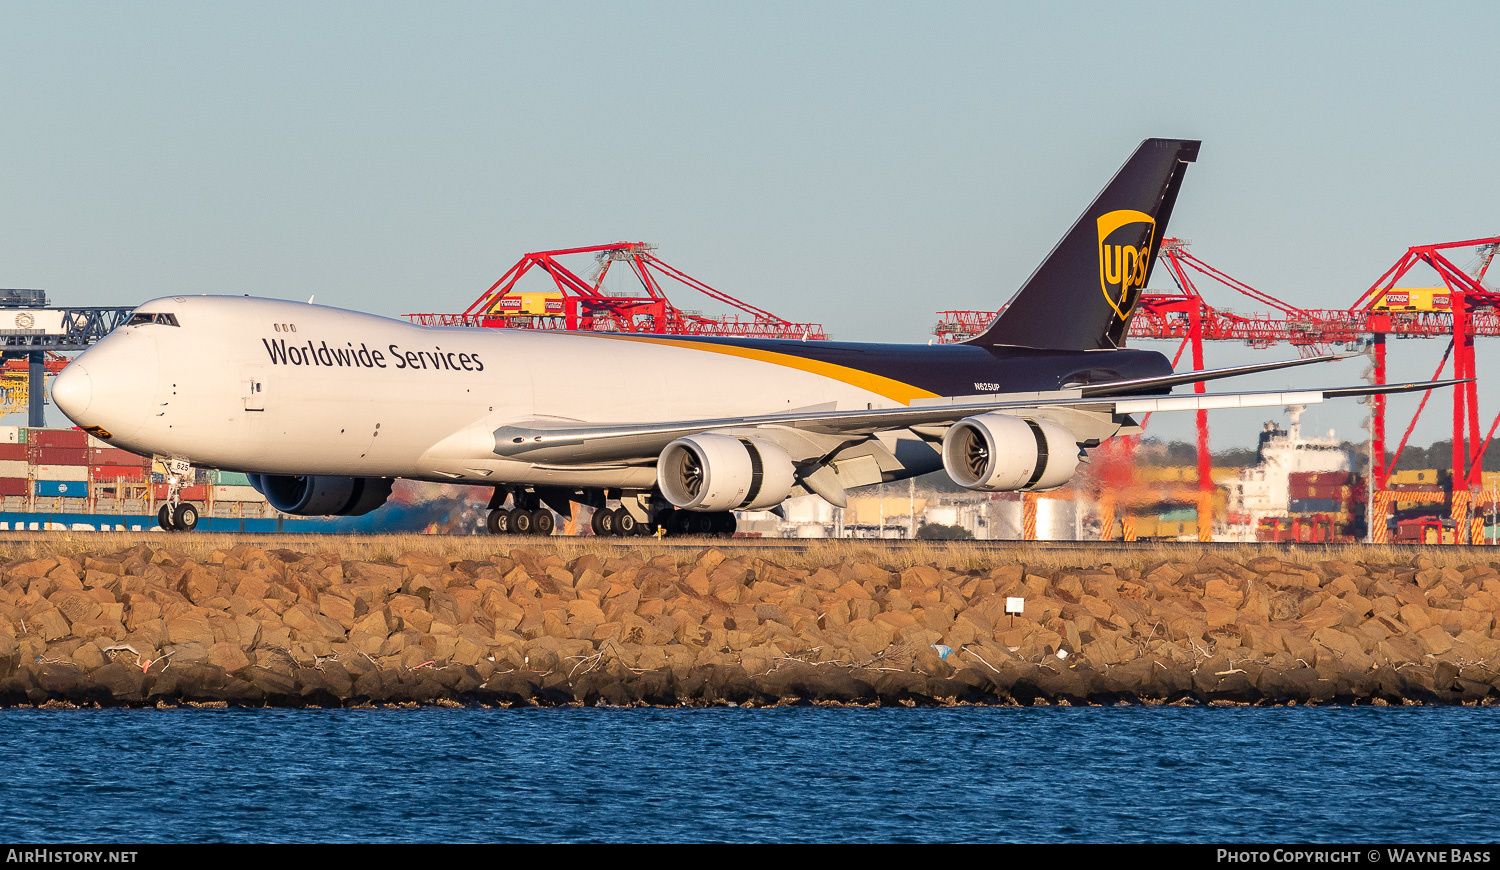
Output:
[3, 1, 1497, 449]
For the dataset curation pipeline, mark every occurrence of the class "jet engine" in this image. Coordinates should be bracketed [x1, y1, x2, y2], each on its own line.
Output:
[658, 434, 797, 512]
[249, 474, 393, 517]
[940, 413, 1079, 492]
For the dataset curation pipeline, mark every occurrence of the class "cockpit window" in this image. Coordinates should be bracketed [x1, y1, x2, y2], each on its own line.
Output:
[126, 312, 180, 327]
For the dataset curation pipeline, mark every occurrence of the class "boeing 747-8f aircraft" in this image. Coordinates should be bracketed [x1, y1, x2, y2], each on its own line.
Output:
[50, 139, 1459, 534]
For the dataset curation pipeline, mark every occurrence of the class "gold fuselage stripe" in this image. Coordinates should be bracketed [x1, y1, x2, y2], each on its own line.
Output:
[588, 334, 939, 405]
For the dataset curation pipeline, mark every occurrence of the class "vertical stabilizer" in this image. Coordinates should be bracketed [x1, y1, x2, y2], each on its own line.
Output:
[966, 138, 1200, 351]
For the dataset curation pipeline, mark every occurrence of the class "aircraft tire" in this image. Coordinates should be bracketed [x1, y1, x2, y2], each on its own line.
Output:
[511, 509, 534, 535]
[532, 510, 554, 536]
[173, 503, 199, 532]
[157, 504, 177, 531]
[614, 508, 638, 536]
[486, 509, 509, 535]
[591, 507, 614, 537]
[686, 512, 716, 536]
[712, 512, 737, 537]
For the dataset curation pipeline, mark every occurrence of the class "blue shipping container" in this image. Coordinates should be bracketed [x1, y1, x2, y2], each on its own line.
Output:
[1289, 498, 1341, 514]
[35, 480, 88, 497]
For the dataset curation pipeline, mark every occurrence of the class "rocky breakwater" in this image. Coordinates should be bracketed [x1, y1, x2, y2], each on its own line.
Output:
[0, 542, 1497, 707]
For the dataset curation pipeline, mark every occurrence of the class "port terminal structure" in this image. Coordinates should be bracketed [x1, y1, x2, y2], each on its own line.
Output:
[935, 234, 1500, 544]
[406, 242, 828, 340]
[0, 290, 133, 425]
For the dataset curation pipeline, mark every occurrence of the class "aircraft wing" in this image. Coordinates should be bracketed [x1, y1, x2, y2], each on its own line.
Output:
[491, 377, 1468, 465]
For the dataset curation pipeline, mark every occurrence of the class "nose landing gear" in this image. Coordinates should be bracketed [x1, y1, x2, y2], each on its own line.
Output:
[155, 459, 199, 532]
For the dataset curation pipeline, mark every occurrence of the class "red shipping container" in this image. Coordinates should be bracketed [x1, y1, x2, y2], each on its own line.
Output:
[1289, 471, 1352, 486]
[152, 483, 207, 500]
[1289, 484, 1353, 501]
[92, 466, 146, 482]
[0, 478, 25, 497]
[36, 447, 89, 467]
[28, 429, 87, 449]
[0, 444, 24, 461]
[89, 447, 148, 466]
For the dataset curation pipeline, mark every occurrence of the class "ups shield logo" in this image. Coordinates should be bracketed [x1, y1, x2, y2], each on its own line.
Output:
[1097, 209, 1156, 319]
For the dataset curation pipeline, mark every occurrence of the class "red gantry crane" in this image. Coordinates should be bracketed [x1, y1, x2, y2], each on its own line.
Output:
[935, 234, 1500, 544]
[407, 242, 827, 340]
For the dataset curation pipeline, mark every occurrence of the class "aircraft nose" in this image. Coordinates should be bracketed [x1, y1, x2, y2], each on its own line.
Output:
[52, 363, 92, 417]
[54, 331, 159, 442]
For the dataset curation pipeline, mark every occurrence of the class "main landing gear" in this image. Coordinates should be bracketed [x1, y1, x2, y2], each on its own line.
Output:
[484, 488, 558, 536]
[590, 506, 652, 537]
[590, 503, 738, 538]
[485, 506, 556, 536]
[480, 486, 738, 539]
[655, 508, 736, 538]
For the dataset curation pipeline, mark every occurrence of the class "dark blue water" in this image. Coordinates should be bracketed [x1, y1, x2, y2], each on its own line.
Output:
[0, 706, 1493, 843]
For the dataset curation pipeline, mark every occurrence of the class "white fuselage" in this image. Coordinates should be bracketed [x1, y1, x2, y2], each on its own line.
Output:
[53, 296, 928, 489]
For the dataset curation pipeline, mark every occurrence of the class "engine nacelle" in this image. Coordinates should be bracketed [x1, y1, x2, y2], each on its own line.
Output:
[249, 474, 393, 516]
[941, 413, 1079, 492]
[658, 434, 797, 512]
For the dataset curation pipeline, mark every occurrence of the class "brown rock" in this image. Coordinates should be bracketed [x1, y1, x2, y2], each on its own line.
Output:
[1312, 627, 1373, 672]
[207, 642, 251, 673]
[1203, 576, 1243, 606]
[165, 612, 216, 647]
[318, 595, 357, 629]
[178, 567, 220, 605]
[1413, 625, 1455, 657]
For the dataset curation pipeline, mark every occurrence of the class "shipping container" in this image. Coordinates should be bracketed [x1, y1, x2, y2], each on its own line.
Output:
[35, 480, 88, 497]
[1395, 518, 1444, 544]
[1289, 484, 1354, 501]
[35, 464, 88, 481]
[1290, 498, 1342, 514]
[212, 485, 264, 502]
[0, 478, 25, 497]
[27, 429, 87, 449]
[210, 470, 252, 486]
[0, 444, 24, 462]
[1390, 469, 1447, 486]
[0, 460, 26, 478]
[88, 447, 148, 466]
[1290, 470, 1352, 486]
[151, 483, 207, 500]
[91, 465, 146, 482]
[35, 447, 89, 467]
[0, 426, 19, 444]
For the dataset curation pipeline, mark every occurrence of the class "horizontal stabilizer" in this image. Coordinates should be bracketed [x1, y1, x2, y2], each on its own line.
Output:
[1077, 353, 1355, 397]
[1321, 378, 1471, 399]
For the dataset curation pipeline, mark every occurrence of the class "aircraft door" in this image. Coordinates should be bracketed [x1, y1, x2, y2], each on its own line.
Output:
[243, 365, 266, 411]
